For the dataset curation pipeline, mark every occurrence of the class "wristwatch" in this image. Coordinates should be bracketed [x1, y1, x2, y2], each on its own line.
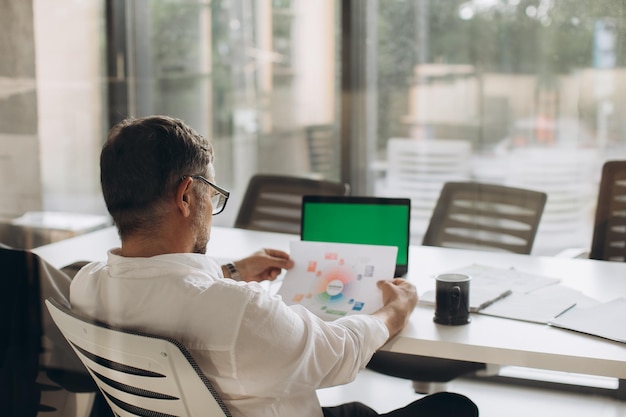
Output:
[224, 262, 241, 281]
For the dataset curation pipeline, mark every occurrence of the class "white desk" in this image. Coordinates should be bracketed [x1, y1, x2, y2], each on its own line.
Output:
[33, 226, 626, 380]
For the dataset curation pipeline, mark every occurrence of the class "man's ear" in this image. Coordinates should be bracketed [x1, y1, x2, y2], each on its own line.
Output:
[176, 177, 194, 217]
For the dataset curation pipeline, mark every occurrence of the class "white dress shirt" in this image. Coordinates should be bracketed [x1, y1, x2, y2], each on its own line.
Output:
[70, 249, 389, 417]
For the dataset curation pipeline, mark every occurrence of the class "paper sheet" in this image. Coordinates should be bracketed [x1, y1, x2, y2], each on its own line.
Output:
[419, 263, 561, 313]
[479, 285, 586, 324]
[445, 264, 561, 294]
[278, 240, 397, 321]
[549, 298, 626, 343]
[420, 285, 512, 313]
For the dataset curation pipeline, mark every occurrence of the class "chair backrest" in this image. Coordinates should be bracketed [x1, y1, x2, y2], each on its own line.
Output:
[422, 181, 547, 254]
[1, 248, 96, 417]
[45, 298, 231, 417]
[590, 160, 626, 261]
[1, 248, 42, 417]
[305, 124, 338, 179]
[383, 138, 472, 241]
[504, 147, 600, 253]
[234, 174, 350, 234]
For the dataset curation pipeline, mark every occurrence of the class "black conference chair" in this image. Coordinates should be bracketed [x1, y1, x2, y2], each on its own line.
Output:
[1, 247, 43, 417]
[234, 174, 350, 234]
[46, 298, 232, 417]
[368, 181, 547, 393]
[590, 160, 626, 261]
[0, 247, 103, 417]
[423, 181, 547, 254]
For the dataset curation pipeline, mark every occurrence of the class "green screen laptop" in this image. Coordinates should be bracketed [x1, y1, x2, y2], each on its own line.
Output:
[300, 196, 411, 277]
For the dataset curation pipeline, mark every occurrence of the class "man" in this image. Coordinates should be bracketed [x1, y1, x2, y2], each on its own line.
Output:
[70, 115, 478, 417]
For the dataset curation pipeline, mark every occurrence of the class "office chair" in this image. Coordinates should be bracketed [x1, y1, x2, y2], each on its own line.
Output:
[382, 138, 472, 242]
[45, 297, 232, 417]
[305, 124, 338, 179]
[368, 182, 547, 393]
[0, 247, 99, 417]
[505, 147, 599, 253]
[1, 247, 43, 417]
[423, 181, 547, 254]
[234, 174, 350, 234]
[590, 160, 626, 261]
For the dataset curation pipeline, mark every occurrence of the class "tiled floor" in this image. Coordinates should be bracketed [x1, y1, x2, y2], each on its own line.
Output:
[317, 368, 626, 417]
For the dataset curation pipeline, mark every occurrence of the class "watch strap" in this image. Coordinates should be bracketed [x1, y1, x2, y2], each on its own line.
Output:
[224, 262, 241, 281]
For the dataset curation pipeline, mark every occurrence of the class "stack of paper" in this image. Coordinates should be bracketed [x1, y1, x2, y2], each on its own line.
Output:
[419, 263, 561, 313]
[548, 298, 626, 343]
[419, 285, 511, 313]
[479, 285, 586, 324]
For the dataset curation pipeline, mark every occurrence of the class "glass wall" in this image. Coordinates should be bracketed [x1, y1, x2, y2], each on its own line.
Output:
[0, 0, 107, 220]
[1, 0, 625, 254]
[111, 0, 339, 226]
[370, 0, 626, 254]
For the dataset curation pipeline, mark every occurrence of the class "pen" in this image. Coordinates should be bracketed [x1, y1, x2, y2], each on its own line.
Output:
[477, 289, 513, 311]
[553, 303, 577, 319]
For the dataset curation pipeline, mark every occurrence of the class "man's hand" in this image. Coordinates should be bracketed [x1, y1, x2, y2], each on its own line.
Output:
[372, 279, 418, 339]
[224, 249, 294, 282]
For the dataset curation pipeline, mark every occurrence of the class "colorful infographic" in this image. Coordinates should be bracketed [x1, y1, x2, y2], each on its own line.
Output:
[278, 240, 397, 321]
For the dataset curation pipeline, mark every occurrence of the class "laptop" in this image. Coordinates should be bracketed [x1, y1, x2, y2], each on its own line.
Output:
[300, 195, 411, 277]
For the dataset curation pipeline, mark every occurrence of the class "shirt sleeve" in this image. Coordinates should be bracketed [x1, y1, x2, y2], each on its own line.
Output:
[230, 289, 389, 397]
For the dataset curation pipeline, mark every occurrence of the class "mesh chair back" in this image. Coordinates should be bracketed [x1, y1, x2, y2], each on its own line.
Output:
[45, 298, 231, 417]
[423, 181, 547, 254]
[590, 161, 626, 261]
[305, 125, 338, 179]
[234, 174, 350, 234]
[505, 147, 600, 253]
[383, 138, 472, 241]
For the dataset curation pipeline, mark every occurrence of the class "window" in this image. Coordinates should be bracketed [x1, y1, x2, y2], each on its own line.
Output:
[369, 0, 625, 253]
[1, 0, 624, 254]
[114, 0, 340, 226]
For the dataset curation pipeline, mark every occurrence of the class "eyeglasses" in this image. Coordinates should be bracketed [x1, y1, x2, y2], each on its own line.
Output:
[183, 175, 230, 215]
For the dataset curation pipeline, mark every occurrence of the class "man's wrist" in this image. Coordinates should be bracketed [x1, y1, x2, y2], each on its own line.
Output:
[223, 262, 241, 281]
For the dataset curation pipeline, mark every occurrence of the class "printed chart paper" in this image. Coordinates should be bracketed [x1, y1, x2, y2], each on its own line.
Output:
[278, 240, 397, 321]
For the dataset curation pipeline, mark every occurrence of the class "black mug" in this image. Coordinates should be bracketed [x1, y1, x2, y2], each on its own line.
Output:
[433, 273, 471, 325]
